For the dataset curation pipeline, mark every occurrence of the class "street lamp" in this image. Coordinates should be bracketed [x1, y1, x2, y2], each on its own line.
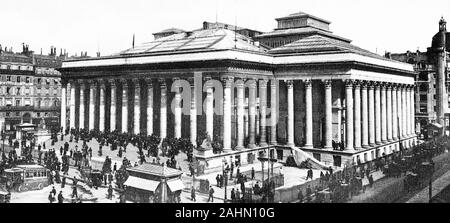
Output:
[222, 158, 229, 203]
[257, 150, 277, 203]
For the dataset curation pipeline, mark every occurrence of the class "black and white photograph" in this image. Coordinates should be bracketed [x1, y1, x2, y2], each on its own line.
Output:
[1, 0, 450, 211]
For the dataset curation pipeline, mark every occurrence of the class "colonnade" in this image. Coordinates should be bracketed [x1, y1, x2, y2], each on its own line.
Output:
[60, 78, 415, 152]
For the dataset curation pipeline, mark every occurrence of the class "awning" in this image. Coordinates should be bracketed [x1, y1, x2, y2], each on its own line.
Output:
[124, 176, 160, 192]
[428, 123, 443, 129]
[167, 179, 185, 192]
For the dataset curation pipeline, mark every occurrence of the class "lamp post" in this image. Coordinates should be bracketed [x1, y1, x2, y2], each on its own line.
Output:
[222, 158, 229, 203]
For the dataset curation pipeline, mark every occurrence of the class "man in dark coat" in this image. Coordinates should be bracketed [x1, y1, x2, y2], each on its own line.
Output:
[251, 167, 255, 180]
[230, 188, 236, 203]
[191, 186, 196, 202]
[207, 186, 214, 202]
[57, 191, 64, 203]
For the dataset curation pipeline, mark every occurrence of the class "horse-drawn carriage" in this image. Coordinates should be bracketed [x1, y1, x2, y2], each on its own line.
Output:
[0, 165, 49, 192]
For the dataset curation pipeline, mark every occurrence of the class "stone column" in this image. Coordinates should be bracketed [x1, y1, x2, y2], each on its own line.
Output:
[353, 81, 361, 150]
[79, 81, 85, 129]
[69, 81, 76, 129]
[146, 79, 153, 135]
[270, 79, 278, 145]
[159, 79, 167, 139]
[99, 80, 106, 132]
[88, 81, 96, 130]
[205, 77, 214, 140]
[188, 78, 196, 146]
[381, 83, 387, 143]
[393, 85, 400, 140]
[121, 80, 129, 133]
[361, 81, 369, 148]
[236, 79, 245, 150]
[323, 80, 333, 149]
[259, 79, 268, 147]
[60, 82, 67, 132]
[248, 79, 257, 149]
[173, 78, 182, 138]
[222, 77, 233, 152]
[286, 80, 295, 147]
[407, 86, 412, 136]
[305, 79, 313, 149]
[387, 84, 393, 142]
[133, 78, 141, 135]
[368, 82, 375, 147]
[410, 86, 415, 136]
[375, 82, 382, 145]
[109, 79, 117, 131]
[397, 85, 403, 139]
[402, 86, 407, 138]
[345, 80, 354, 151]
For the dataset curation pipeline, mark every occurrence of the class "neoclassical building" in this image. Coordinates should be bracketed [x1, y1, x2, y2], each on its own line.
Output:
[59, 12, 417, 168]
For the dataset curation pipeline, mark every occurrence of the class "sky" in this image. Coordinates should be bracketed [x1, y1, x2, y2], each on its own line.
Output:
[0, 0, 449, 57]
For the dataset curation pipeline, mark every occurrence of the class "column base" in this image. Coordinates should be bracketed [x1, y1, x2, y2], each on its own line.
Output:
[392, 137, 398, 141]
[381, 140, 388, 144]
[369, 143, 375, 147]
[248, 144, 257, 149]
[362, 144, 370, 149]
[323, 146, 332, 150]
[223, 148, 232, 153]
[270, 141, 278, 145]
[354, 146, 362, 150]
[286, 143, 295, 148]
[303, 144, 313, 149]
[375, 141, 382, 145]
[387, 139, 394, 142]
[259, 142, 268, 147]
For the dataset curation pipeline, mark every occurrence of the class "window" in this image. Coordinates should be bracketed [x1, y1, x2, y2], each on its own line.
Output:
[26, 77, 30, 83]
[6, 76, 11, 81]
[419, 85, 428, 92]
[5, 112, 10, 117]
[46, 79, 50, 85]
[419, 95, 427, 101]
[16, 88, 20, 95]
[17, 76, 20, 82]
[16, 100, 20, 106]
[37, 112, 40, 117]
[15, 112, 20, 116]
[6, 87, 10, 95]
[37, 78, 41, 84]
[420, 105, 427, 113]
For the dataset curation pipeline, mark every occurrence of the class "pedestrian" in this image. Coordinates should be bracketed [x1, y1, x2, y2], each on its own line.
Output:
[48, 192, 55, 203]
[72, 185, 78, 198]
[231, 188, 236, 203]
[108, 185, 113, 199]
[207, 186, 214, 202]
[113, 163, 117, 173]
[57, 191, 64, 203]
[60, 146, 63, 156]
[251, 167, 255, 180]
[191, 186, 196, 202]
[51, 186, 56, 196]
[235, 189, 241, 203]
[216, 174, 220, 187]
[61, 176, 66, 188]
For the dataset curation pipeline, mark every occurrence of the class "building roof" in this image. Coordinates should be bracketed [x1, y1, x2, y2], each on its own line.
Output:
[118, 28, 267, 55]
[255, 26, 350, 42]
[127, 163, 183, 178]
[269, 34, 392, 61]
[152, 28, 186, 35]
[275, 11, 331, 24]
